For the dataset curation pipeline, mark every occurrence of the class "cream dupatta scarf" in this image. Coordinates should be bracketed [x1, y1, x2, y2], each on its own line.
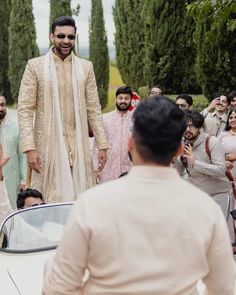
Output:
[42, 50, 87, 201]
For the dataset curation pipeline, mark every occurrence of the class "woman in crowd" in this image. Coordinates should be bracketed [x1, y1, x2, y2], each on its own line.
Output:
[218, 107, 236, 250]
[218, 108, 236, 179]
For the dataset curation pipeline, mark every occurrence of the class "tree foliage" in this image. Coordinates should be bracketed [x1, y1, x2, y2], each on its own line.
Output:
[0, 0, 11, 103]
[187, 0, 236, 99]
[8, 0, 39, 103]
[113, 0, 145, 90]
[142, 0, 200, 94]
[89, 0, 109, 109]
[49, 0, 72, 32]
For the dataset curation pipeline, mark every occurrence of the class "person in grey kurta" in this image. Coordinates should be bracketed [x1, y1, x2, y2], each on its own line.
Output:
[0, 95, 27, 209]
[180, 110, 231, 220]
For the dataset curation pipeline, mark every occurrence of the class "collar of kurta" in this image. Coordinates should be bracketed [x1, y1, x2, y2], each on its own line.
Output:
[114, 109, 132, 118]
[210, 111, 228, 122]
[50, 46, 72, 63]
[128, 165, 180, 180]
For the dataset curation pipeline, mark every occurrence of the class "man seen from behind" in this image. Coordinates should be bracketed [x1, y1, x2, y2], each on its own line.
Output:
[43, 96, 235, 295]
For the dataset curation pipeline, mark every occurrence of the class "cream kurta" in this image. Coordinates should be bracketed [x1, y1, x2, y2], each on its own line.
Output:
[18, 49, 108, 202]
[43, 166, 235, 295]
[202, 109, 228, 136]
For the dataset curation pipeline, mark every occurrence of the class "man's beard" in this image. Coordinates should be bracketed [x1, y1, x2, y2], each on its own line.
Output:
[55, 44, 73, 57]
[0, 111, 6, 120]
[184, 131, 198, 141]
[116, 102, 131, 112]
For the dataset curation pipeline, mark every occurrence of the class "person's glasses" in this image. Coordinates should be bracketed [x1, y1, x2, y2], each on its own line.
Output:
[177, 104, 187, 109]
[31, 202, 46, 207]
[54, 33, 76, 40]
[186, 124, 195, 130]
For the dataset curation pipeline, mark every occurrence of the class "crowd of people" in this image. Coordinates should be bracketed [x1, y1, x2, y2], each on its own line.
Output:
[0, 15, 235, 295]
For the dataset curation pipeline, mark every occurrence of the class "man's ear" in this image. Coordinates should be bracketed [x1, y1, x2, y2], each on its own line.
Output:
[175, 142, 184, 157]
[49, 33, 54, 43]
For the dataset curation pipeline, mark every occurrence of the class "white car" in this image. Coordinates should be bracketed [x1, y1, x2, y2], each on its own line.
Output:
[0, 202, 73, 295]
[0, 202, 206, 295]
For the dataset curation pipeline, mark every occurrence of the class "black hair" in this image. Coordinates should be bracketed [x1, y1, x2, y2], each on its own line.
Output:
[225, 107, 236, 131]
[176, 94, 193, 106]
[150, 85, 163, 95]
[51, 16, 77, 34]
[229, 91, 236, 101]
[184, 110, 204, 129]
[132, 96, 186, 165]
[17, 188, 44, 209]
[212, 92, 222, 100]
[115, 86, 133, 97]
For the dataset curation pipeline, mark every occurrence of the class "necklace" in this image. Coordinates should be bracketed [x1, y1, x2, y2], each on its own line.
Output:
[229, 130, 236, 135]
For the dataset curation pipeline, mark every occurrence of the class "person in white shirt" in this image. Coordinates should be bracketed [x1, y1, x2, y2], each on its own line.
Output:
[43, 96, 235, 295]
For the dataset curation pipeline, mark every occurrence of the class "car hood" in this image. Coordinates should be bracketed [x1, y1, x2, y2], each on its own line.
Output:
[0, 250, 54, 295]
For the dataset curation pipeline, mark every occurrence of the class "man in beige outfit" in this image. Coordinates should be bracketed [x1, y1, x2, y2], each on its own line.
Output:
[201, 92, 230, 136]
[182, 110, 231, 220]
[18, 16, 108, 202]
[43, 96, 235, 295]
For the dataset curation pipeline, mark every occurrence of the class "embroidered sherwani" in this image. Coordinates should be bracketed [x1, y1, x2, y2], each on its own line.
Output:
[18, 49, 108, 202]
[0, 113, 27, 209]
[93, 109, 133, 183]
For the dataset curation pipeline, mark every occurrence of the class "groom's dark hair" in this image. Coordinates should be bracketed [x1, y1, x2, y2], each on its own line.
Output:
[51, 16, 77, 34]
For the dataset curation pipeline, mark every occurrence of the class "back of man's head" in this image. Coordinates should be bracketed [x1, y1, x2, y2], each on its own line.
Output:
[132, 96, 186, 165]
[115, 86, 133, 97]
[51, 16, 77, 34]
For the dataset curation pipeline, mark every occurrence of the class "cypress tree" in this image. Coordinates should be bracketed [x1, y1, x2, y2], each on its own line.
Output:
[89, 0, 109, 109]
[113, 0, 145, 90]
[8, 0, 39, 103]
[142, 0, 200, 94]
[188, 0, 236, 99]
[0, 0, 11, 103]
[50, 0, 72, 30]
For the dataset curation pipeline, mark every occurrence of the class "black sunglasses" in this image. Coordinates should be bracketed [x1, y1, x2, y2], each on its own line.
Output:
[54, 33, 76, 40]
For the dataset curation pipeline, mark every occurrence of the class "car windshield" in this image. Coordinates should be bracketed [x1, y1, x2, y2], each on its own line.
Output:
[0, 203, 73, 253]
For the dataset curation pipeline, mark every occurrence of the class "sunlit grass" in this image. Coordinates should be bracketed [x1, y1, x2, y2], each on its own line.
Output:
[104, 64, 208, 113]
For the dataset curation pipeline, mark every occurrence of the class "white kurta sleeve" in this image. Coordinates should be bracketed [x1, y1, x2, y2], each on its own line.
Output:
[203, 206, 236, 295]
[43, 202, 88, 295]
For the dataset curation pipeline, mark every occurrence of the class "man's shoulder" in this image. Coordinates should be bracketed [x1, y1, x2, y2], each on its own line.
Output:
[74, 55, 92, 67]
[27, 55, 45, 67]
[79, 178, 126, 203]
[4, 113, 18, 127]
[77, 174, 221, 219]
[103, 110, 116, 120]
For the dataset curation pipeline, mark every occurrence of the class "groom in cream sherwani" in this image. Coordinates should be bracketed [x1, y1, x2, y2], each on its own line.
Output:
[18, 16, 108, 203]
